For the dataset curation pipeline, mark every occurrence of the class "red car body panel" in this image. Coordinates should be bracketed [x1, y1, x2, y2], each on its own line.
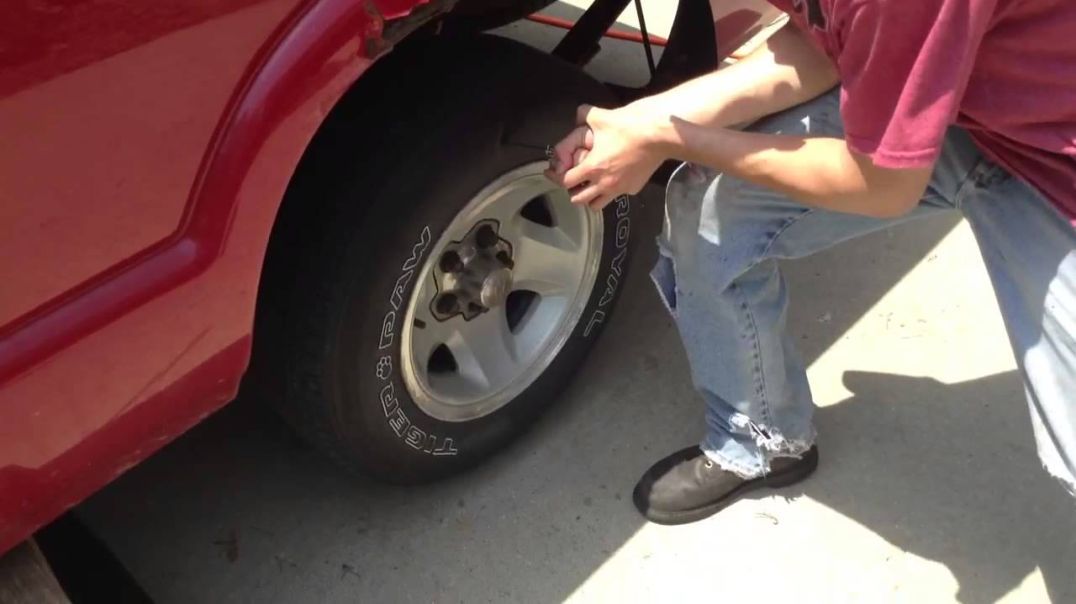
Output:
[0, 0, 776, 554]
[0, 0, 400, 553]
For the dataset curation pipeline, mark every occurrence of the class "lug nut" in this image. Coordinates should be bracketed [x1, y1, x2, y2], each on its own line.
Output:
[475, 224, 499, 249]
[458, 244, 478, 264]
[435, 293, 459, 315]
[439, 250, 463, 274]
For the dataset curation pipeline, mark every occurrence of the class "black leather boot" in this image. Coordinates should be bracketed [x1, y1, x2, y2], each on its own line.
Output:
[632, 446, 819, 525]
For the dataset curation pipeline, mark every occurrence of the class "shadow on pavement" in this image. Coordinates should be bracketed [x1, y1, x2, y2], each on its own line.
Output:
[776, 370, 1076, 604]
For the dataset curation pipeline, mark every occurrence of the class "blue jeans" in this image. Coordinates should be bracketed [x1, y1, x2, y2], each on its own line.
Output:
[654, 89, 1076, 494]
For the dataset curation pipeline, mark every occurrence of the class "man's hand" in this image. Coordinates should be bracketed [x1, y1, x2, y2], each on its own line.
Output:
[546, 124, 592, 178]
[546, 104, 668, 211]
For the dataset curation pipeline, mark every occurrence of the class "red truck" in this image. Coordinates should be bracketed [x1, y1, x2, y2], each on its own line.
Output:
[0, 0, 779, 555]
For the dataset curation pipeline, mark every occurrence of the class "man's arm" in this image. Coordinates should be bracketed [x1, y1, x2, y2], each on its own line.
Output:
[633, 21, 840, 129]
[551, 22, 932, 217]
[548, 22, 838, 180]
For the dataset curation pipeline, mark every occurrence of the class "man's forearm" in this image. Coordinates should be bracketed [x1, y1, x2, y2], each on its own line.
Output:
[633, 22, 839, 129]
[654, 123, 931, 218]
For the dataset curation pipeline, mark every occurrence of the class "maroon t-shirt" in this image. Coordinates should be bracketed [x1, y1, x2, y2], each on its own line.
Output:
[767, 0, 1076, 224]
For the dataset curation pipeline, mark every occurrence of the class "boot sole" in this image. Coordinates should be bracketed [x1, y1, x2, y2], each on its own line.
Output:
[634, 449, 819, 526]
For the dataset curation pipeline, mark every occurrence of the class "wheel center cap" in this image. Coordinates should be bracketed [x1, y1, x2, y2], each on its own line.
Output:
[480, 268, 513, 308]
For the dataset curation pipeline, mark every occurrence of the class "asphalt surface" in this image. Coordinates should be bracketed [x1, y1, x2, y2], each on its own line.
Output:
[78, 4, 1076, 603]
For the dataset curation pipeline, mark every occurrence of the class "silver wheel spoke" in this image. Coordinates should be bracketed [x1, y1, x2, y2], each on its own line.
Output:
[480, 177, 548, 227]
[510, 251, 574, 298]
[448, 307, 519, 390]
[408, 301, 457, 367]
[543, 188, 586, 249]
[507, 189, 583, 298]
[506, 219, 581, 300]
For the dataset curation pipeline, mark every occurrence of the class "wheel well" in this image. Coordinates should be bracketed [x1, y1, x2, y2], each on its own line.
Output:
[258, 30, 465, 274]
[256, 30, 573, 309]
[246, 32, 497, 400]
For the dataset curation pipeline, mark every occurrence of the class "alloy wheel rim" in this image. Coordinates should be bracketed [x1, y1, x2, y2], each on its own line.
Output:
[400, 162, 604, 422]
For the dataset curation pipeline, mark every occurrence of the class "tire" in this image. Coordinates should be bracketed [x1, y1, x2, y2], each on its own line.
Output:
[449, 0, 557, 31]
[269, 35, 635, 483]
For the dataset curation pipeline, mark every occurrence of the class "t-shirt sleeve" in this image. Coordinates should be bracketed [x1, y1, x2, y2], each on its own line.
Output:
[834, 0, 995, 168]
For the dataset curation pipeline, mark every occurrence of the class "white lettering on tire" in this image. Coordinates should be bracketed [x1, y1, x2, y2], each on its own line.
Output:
[375, 355, 392, 380]
[584, 197, 631, 337]
[374, 225, 457, 457]
[378, 311, 396, 350]
[380, 383, 457, 456]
